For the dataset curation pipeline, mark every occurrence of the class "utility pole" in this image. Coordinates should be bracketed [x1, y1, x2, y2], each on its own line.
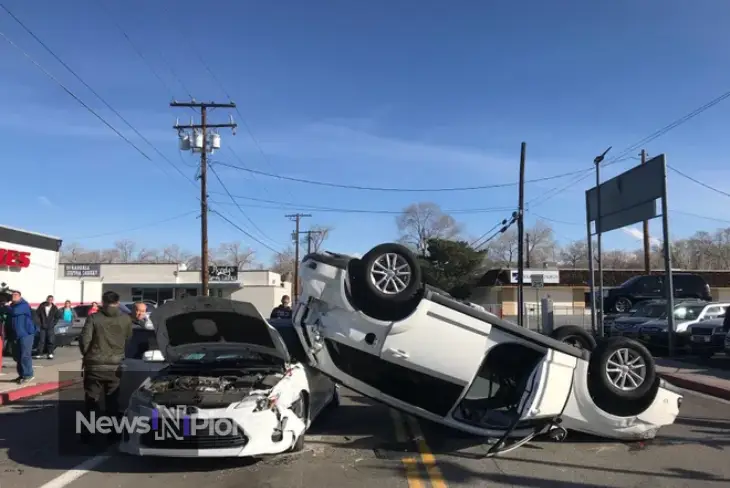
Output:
[172, 100, 237, 297]
[641, 149, 651, 273]
[593, 146, 612, 337]
[286, 213, 312, 304]
[517, 142, 526, 327]
[525, 233, 531, 268]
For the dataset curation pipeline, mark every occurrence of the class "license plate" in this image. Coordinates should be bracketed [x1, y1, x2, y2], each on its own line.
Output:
[57, 327, 68, 334]
[691, 335, 711, 343]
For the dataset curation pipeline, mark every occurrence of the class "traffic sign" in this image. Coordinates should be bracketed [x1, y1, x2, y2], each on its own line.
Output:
[531, 274, 544, 288]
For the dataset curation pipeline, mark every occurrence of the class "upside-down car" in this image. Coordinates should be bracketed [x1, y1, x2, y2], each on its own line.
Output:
[292, 243, 683, 454]
[118, 297, 339, 458]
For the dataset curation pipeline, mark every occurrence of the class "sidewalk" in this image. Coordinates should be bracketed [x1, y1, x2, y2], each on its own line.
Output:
[656, 357, 730, 401]
[0, 346, 82, 405]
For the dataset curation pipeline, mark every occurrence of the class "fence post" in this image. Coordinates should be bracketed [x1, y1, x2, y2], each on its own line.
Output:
[541, 298, 554, 335]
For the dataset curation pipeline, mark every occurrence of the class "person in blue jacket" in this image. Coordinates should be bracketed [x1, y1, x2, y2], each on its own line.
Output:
[1, 289, 37, 384]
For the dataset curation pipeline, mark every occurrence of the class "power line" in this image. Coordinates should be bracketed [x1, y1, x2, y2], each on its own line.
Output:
[671, 210, 730, 225]
[208, 163, 283, 246]
[469, 214, 515, 248]
[527, 87, 730, 209]
[100, 0, 194, 98]
[214, 161, 587, 192]
[0, 29, 152, 161]
[0, 5, 199, 188]
[67, 210, 198, 240]
[528, 212, 582, 226]
[667, 164, 730, 199]
[209, 209, 280, 254]
[209, 193, 514, 215]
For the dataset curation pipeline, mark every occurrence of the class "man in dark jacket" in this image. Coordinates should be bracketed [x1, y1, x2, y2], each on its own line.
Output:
[1, 290, 37, 384]
[35, 295, 59, 360]
[270, 295, 292, 320]
[78, 290, 133, 442]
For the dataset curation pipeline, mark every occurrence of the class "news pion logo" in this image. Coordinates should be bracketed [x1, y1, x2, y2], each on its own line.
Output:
[75, 406, 239, 440]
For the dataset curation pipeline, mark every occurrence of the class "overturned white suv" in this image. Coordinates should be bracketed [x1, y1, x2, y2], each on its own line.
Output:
[293, 243, 682, 452]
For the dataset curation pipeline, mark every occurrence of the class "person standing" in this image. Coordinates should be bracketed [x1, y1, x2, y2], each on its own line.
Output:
[88, 302, 99, 315]
[270, 295, 292, 320]
[60, 300, 77, 324]
[78, 291, 133, 443]
[1, 290, 37, 384]
[129, 302, 149, 328]
[35, 295, 59, 360]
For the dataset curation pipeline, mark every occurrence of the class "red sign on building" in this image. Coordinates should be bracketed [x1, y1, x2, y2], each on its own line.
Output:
[0, 249, 31, 268]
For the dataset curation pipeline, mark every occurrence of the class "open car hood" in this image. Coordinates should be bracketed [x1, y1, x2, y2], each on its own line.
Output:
[149, 297, 290, 362]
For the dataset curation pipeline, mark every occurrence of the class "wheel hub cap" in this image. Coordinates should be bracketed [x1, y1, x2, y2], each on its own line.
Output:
[605, 348, 647, 391]
[370, 253, 412, 295]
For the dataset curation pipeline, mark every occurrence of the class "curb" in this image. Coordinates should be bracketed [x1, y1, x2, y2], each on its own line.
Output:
[0, 378, 80, 406]
[660, 373, 730, 401]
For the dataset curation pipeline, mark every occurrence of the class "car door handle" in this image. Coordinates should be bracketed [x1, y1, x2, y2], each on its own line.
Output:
[387, 348, 409, 359]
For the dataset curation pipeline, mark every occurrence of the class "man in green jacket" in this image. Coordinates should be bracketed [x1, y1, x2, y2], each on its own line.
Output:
[78, 290, 133, 442]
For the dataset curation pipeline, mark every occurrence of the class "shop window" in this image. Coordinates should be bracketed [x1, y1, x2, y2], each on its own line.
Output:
[131, 288, 144, 302]
[158, 288, 173, 304]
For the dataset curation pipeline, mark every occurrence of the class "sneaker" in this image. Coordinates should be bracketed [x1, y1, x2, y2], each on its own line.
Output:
[13, 376, 22, 384]
[47, 354, 54, 359]
[19, 376, 35, 384]
[32, 355, 43, 359]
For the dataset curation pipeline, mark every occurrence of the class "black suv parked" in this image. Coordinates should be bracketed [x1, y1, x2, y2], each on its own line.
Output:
[603, 273, 712, 313]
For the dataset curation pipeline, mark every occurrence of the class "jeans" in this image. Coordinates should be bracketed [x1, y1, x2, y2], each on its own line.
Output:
[14, 335, 34, 378]
[38, 327, 56, 355]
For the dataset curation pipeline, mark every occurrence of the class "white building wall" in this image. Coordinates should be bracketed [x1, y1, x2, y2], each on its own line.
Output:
[54, 279, 103, 304]
[101, 264, 179, 284]
[0, 239, 58, 306]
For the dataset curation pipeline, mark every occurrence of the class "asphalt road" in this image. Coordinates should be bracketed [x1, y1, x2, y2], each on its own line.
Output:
[0, 386, 728, 488]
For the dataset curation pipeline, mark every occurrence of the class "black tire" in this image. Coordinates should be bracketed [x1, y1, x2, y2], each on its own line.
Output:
[288, 392, 309, 452]
[359, 243, 422, 303]
[613, 297, 633, 313]
[588, 336, 656, 402]
[550, 325, 597, 351]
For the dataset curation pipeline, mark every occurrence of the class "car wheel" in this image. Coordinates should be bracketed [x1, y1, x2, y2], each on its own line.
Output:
[550, 325, 597, 351]
[613, 297, 632, 313]
[588, 337, 656, 403]
[288, 392, 309, 452]
[360, 243, 422, 303]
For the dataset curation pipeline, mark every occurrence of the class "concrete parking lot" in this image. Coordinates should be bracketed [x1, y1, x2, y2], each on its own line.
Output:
[0, 384, 729, 488]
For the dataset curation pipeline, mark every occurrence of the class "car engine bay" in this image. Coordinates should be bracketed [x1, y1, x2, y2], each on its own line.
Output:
[147, 369, 284, 408]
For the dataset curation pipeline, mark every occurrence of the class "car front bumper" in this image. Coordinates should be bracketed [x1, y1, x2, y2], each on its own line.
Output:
[118, 402, 306, 458]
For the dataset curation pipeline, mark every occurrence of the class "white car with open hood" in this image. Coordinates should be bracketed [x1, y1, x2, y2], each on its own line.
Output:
[294, 243, 683, 454]
[118, 297, 339, 458]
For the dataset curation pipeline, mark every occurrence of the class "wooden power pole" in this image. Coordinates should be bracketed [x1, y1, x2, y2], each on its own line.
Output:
[641, 149, 651, 273]
[286, 213, 311, 303]
[172, 100, 237, 297]
[517, 142, 526, 327]
[525, 233, 531, 268]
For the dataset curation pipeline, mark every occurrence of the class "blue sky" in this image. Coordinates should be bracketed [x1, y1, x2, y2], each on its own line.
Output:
[2, 0, 730, 264]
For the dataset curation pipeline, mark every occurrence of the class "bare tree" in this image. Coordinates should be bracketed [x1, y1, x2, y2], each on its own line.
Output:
[301, 225, 332, 253]
[485, 229, 519, 266]
[559, 240, 588, 269]
[60, 243, 86, 262]
[161, 245, 190, 264]
[271, 247, 296, 281]
[114, 239, 136, 263]
[396, 202, 461, 254]
[525, 221, 556, 266]
[136, 248, 159, 263]
[217, 242, 256, 269]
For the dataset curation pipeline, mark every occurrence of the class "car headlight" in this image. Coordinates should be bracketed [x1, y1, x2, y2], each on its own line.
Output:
[237, 392, 280, 411]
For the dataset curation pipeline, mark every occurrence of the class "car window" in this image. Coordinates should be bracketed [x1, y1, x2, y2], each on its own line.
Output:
[619, 276, 641, 288]
[125, 328, 157, 360]
[74, 305, 91, 318]
[637, 276, 661, 292]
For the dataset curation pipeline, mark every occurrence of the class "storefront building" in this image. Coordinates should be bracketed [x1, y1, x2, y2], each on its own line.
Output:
[1, 225, 291, 316]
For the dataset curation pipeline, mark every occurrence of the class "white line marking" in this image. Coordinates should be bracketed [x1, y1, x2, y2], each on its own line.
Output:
[37, 452, 113, 488]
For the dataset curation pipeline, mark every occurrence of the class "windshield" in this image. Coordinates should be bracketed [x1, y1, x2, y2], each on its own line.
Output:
[73, 305, 91, 318]
[175, 349, 278, 366]
[674, 305, 706, 320]
[631, 304, 667, 318]
[619, 276, 641, 288]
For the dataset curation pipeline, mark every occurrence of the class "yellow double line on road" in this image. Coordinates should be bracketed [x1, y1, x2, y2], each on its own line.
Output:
[390, 409, 447, 488]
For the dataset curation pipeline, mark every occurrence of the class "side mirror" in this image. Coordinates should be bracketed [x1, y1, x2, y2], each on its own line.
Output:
[142, 349, 164, 362]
